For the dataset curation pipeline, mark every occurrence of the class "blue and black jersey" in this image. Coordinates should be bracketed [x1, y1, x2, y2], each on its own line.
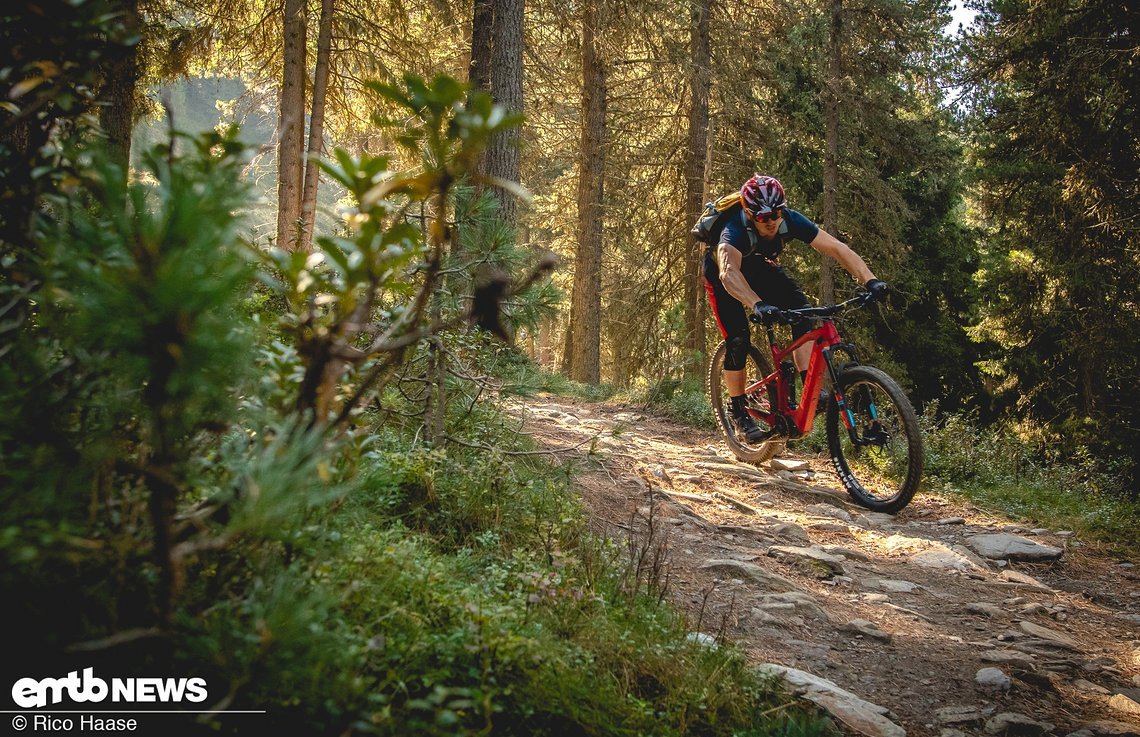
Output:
[716, 206, 820, 261]
[703, 207, 820, 356]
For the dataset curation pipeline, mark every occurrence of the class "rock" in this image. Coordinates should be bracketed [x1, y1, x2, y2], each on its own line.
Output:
[1108, 693, 1140, 717]
[938, 517, 967, 525]
[769, 522, 812, 544]
[650, 464, 672, 482]
[879, 579, 921, 593]
[694, 461, 767, 481]
[768, 545, 847, 578]
[806, 503, 854, 522]
[754, 591, 830, 622]
[967, 534, 1064, 562]
[686, 632, 718, 648]
[776, 470, 797, 480]
[811, 522, 854, 534]
[1017, 602, 1051, 617]
[818, 544, 873, 562]
[841, 619, 893, 642]
[984, 713, 1055, 735]
[981, 650, 1037, 669]
[699, 559, 799, 591]
[996, 569, 1057, 593]
[937, 705, 993, 725]
[757, 664, 906, 737]
[771, 458, 811, 472]
[1079, 721, 1140, 737]
[863, 512, 898, 526]
[976, 667, 1013, 693]
[942, 731, 970, 737]
[1010, 640, 1078, 658]
[752, 607, 805, 628]
[883, 534, 927, 553]
[910, 547, 985, 573]
[1018, 621, 1081, 651]
[1071, 679, 1110, 694]
[966, 602, 1005, 617]
[1056, 530, 1074, 537]
[953, 544, 994, 568]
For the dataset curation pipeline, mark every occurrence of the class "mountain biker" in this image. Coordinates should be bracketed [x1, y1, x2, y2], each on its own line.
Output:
[703, 174, 888, 443]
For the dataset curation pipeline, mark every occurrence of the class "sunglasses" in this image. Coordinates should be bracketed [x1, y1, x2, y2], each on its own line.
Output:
[752, 209, 782, 224]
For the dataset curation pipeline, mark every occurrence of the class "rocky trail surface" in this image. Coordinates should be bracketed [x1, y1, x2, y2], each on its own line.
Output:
[510, 395, 1140, 737]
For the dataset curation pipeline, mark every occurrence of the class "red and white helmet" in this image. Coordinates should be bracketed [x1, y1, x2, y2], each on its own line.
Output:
[740, 174, 786, 217]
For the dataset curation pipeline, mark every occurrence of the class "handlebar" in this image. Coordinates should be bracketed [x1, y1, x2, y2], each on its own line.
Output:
[750, 291, 876, 326]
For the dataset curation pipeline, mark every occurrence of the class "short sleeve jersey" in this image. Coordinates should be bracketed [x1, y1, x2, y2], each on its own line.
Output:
[717, 207, 820, 261]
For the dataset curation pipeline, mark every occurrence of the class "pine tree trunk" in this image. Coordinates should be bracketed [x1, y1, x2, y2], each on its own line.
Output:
[98, 0, 140, 175]
[468, 0, 494, 210]
[469, 0, 493, 92]
[276, 0, 307, 252]
[683, 0, 711, 378]
[564, 0, 605, 384]
[300, 0, 335, 254]
[484, 0, 524, 227]
[820, 0, 842, 304]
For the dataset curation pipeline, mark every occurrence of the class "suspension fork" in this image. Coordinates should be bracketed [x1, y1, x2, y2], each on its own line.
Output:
[822, 348, 862, 440]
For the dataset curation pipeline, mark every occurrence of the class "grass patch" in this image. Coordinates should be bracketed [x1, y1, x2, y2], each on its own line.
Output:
[920, 409, 1140, 551]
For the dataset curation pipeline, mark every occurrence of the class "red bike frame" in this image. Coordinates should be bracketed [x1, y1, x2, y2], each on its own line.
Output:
[745, 320, 846, 437]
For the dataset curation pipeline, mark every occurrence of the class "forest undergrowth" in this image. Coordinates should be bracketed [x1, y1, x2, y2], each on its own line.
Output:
[0, 78, 831, 735]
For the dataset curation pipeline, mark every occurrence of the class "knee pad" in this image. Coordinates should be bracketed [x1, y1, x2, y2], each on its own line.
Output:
[725, 333, 751, 371]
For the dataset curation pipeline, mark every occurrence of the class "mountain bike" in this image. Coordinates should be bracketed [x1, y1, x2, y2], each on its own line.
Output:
[707, 291, 923, 513]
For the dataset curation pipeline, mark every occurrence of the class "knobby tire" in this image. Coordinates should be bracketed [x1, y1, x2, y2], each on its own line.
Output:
[708, 340, 786, 464]
[825, 364, 923, 513]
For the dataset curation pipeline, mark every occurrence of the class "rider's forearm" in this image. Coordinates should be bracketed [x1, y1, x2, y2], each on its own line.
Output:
[837, 248, 875, 285]
[720, 266, 762, 308]
[812, 231, 875, 284]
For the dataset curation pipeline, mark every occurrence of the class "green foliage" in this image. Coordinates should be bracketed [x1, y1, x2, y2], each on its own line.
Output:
[1, 129, 254, 523]
[304, 426, 828, 736]
[50, 131, 254, 445]
[963, 0, 1140, 492]
[920, 407, 1139, 546]
[2, 67, 822, 735]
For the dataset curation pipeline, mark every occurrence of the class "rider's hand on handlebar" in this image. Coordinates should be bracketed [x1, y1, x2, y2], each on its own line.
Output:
[864, 279, 889, 303]
[750, 301, 783, 326]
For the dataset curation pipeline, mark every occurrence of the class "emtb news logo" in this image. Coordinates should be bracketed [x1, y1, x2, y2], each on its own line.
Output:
[11, 668, 208, 708]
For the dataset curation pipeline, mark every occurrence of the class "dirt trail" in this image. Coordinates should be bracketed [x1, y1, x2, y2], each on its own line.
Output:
[511, 394, 1140, 737]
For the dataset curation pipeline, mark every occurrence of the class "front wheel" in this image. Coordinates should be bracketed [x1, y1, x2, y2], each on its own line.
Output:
[708, 340, 786, 464]
[826, 365, 923, 513]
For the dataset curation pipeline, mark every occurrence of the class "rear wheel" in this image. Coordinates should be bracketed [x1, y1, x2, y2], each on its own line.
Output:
[708, 340, 785, 464]
[825, 365, 923, 513]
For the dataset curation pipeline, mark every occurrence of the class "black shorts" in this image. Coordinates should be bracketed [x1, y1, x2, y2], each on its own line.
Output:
[703, 249, 811, 343]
